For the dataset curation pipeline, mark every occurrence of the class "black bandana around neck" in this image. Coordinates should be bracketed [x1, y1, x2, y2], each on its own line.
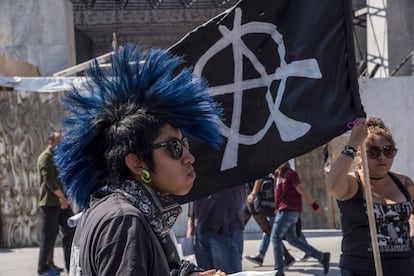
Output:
[92, 180, 204, 274]
[94, 180, 182, 240]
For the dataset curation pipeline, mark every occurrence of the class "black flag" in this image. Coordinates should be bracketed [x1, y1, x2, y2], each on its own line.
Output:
[170, 0, 365, 203]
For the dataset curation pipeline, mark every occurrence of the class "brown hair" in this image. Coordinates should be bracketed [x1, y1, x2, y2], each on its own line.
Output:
[365, 117, 395, 146]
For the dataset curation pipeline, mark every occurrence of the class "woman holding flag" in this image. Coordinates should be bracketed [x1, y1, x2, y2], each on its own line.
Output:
[327, 117, 414, 275]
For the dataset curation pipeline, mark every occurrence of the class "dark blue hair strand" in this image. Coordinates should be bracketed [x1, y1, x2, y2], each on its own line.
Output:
[54, 44, 223, 208]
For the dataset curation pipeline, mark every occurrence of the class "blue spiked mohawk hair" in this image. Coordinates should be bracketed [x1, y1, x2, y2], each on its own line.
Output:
[54, 44, 223, 208]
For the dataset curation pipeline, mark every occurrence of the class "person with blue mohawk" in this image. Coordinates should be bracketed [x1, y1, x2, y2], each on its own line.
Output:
[54, 44, 224, 276]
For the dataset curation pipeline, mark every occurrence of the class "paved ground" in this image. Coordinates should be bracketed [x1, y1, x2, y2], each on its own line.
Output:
[0, 229, 342, 276]
[241, 230, 342, 276]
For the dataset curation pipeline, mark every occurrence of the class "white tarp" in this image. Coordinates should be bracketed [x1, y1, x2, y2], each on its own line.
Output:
[0, 75, 87, 92]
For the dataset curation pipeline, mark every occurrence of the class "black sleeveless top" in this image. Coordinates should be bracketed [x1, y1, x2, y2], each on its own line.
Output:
[337, 172, 414, 275]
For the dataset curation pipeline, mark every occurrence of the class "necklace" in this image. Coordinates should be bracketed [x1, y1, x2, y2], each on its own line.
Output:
[370, 176, 385, 180]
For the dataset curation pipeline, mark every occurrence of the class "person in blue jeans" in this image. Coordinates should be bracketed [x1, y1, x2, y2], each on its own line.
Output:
[244, 178, 308, 268]
[271, 162, 330, 276]
[187, 185, 245, 274]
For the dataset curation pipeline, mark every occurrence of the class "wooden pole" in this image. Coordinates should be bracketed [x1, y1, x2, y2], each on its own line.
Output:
[360, 143, 383, 276]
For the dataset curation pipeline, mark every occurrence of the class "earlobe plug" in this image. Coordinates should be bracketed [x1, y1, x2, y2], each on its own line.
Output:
[141, 169, 152, 184]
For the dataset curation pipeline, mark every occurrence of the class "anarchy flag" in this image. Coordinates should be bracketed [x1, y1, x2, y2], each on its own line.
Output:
[169, 0, 365, 203]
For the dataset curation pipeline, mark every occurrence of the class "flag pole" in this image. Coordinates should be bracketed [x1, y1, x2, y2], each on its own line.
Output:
[360, 143, 383, 276]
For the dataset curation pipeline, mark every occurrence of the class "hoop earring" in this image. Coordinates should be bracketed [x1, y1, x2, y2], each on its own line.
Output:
[141, 169, 152, 184]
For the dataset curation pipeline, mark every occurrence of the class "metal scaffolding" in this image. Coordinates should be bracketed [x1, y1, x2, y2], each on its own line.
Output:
[72, 0, 239, 10]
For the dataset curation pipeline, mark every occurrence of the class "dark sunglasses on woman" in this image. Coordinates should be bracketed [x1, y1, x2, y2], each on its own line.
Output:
[145, 137, 190, 160]
[366, 144, 398, 159]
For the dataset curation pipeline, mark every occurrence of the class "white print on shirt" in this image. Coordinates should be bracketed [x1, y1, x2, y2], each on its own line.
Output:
[366, 201, 412, 253]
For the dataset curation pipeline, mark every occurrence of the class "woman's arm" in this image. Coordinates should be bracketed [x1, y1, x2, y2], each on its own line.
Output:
[326, 118, 367, 200]
[326, 154, 357, 201]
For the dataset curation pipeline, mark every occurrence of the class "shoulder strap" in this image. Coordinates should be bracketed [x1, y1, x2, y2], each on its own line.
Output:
[352, 171, 364, 199]
[354, 171, 363, 188]
[355, 171, 411, 202]
[388, 172, 411, 201]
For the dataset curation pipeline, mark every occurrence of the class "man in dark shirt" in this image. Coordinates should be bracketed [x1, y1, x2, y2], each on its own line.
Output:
[37, 132, 74, 276]
[187, 185, 245, 274]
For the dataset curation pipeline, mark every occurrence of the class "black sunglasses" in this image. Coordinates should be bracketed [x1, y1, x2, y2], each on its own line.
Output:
[366, 144, 397, 159]
[145, 137, 190, 160]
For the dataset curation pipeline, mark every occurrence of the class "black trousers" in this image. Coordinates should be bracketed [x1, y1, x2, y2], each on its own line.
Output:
[37, 206, 75, 273]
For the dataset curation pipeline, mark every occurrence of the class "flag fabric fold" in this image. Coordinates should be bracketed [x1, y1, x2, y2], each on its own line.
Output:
[170, 0, 365, 203]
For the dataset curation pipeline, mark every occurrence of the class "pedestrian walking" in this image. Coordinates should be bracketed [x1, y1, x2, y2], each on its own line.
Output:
[244, 177, 296, 269]
[271, 162, 330, 276]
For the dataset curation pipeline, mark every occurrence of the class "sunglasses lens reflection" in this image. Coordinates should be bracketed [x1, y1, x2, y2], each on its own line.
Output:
[383, 145, 397, 158]
[169, 139, 181, 159]
[367, 145, 397, 159]
[168, 137, 190, 159]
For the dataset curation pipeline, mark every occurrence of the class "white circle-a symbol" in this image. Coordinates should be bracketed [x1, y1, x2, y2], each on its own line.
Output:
[194, 8, 322, 171]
